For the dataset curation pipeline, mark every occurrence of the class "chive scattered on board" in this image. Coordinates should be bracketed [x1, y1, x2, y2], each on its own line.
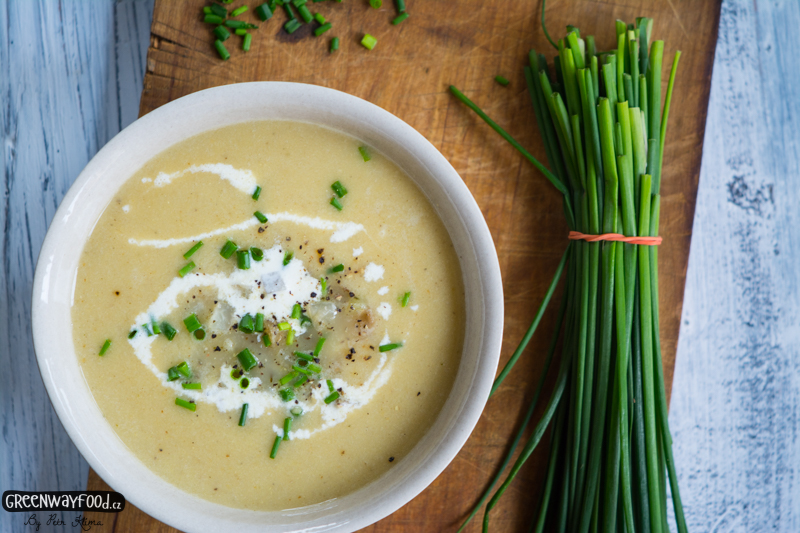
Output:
[184, 241, 203, 259]
[231, 5, 248, 16]
[314, 12, 325, 24]
[379, 342, 402, 352]
[395, 0, 405, 12]
[285, 19, 301, 33]
[220, 240, 238, 259]
[209, 3, 227, 17]
[494, 75, 510, 87]
[178, 261, 196, 277]
[297, 4, 313, 23]
[214, 39, 230, 60]
[204, 14, 224, 25]
[235, 28, 248, 36]
[314, 23, 332, 37]
[242, 33, 252, 51]
[255, 3, 273, 21]
[330, 37, 339, 53]
[225, 20, 257, 30]
[238, 403, 249, 426]
[98, 339, 111, 356]
[175, 398, 196, 411]
[392, 13, 409, 25]
[214, 25, 231, 41]
[360, 34, 377, 50]
[358, 146, 371, 161]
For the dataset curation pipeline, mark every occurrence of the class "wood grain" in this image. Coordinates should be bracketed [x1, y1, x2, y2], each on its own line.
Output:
[87, 0, 721, 531]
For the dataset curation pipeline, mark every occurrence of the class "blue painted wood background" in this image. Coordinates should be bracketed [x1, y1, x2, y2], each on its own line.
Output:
[2, 0, 797, 531]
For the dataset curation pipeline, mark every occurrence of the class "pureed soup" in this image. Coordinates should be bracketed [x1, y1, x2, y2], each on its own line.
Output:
[72, 121, 465, 511]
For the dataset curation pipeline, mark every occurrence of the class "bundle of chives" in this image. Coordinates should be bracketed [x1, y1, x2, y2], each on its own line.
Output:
[452, 12, 686, 533]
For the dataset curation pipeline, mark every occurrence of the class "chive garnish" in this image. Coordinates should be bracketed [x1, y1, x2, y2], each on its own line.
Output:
[203, 6, 212, 15]
[379, 342, 402, 352]
[277, 321, 291, 331]
[314, 12, 325, 24]
[286, 329, 295, 345]
[283, 250, 293, 266]
[263, 332, 272, 347]
[391, 12, 408, 24]
[237, 250, 251, 270]
[204, 14, 224, 25]
[291, 303, 302, 320]
[395, 0, 405, 11]
[293, 374, 308, 388]
[209, 3, 227, 17]
[294, 351, 313, 362]
[369, 0, 381, 7]
[151, 320, 161, 335]
[358, 146, 371, 161]
[175, 398, 196, 411]
[99, 339, 111, 356]
[292, 364, 311, 376]
[238, 403, 249, 426]
[279, 371, 298, 386]
[320, 277, 328, 294]
[240, 377, 250, 389]
[494, 75, 510, 87]
[178, 261, 196, 277]
[231, 368, 243, 380]
[279, 388, 295, 402]
[255, 312, 265, 332]
[214, 39, 230, 60]
[401, 291, 411, 307]
[297, 4, 313, 23]
[290, 406, 303, 417]
[235, 28, 247, 36]
[254, 211, 268, 223]
[183, 314, 203, 333]
[183, 241, 203, 259]
[128, 329, 137, 339]
[167, 366, 180, 381]
[162, 322, 177, 340]
[214, 25, 231, 41]
[327, 379, 335, 392]
[270, 435, 281, 458]
[239, 313, 255, 334]
[225, 20, 257, 29]
[330, 197, 343, 211]
[182, 382, 202, 390]
[324, 391, 340, 404]
[283, 417, 292, 440]
[361, 34, 377, 50]
[237, 348, 258, 372]
[142, 323, 154, 336]
[251, 247, 264, 261]
[283, 2, 296, 20]
[329, 264, 344, 273]
[314, 337, 326, 356]
[331, 181, 348, 198]
[314, 22, 332, 36]
[220, 240, 238, 259]
[176, 361, 191, 378]
[252, 185, 262, 200]
[284, 18, 301, 33]
[242, 33, 252, 51]
[307, 363, 322, 374]
[255, 3, 273, 20]
[330, 37, 339, 53]
[231, 5, 248, 16]
[194, 329, 206, 340]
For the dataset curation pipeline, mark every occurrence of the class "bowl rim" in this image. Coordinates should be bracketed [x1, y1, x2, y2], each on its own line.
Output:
[31, 81, 503, 532]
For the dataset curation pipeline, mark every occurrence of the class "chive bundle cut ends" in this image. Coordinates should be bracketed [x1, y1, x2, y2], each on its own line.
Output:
[451, 14, 686, 533]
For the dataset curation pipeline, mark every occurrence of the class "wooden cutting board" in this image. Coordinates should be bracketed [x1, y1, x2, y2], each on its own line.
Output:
[86, 0, 721, 530]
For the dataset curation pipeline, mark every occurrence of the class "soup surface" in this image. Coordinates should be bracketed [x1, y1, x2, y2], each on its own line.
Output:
[72, 121, 465, 510]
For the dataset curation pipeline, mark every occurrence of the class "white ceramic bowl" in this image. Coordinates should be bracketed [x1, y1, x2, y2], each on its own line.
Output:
[32, 82, 503, 532]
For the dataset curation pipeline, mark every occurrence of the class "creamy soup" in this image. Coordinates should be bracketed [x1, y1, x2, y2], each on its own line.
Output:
[72, 121, 465, 510]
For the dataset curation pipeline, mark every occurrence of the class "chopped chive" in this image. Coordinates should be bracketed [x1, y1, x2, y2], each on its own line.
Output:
[314, 12, 325, 24]
[327, 379, 335, 392]
[214, 25, 231, 41]
[193, 328, 206, 340]
[286, 329, 295, 345]
[162, 322, 177, 340]
[204, 14, 224, 24]
[324, 391, 340, 404]
[210, 3, 227, 17]
[183, 241, 204, 259]
[391, 12, 409, 25]
[297, 4, 313, 23]
[400, 291, 411, 307]
[293, 374, 308, 388]
[182, 382, 202, 390]
[307, 363, 322, 373]
[314, 22, 332, 36]
[284, 18, 301, 33]
[240, 377, 250, 389]
[99, 339, 111, 356]
[329, 263, 344, 273]
[250, 247, 264, 261]
[330, 197, 343, 211]
[142, 323, 153, 336]
[277, 321, 291, 331]
[290, 406, 303, 416]
[331, 180, 348, 198]
[254, 211, 268, 223]
[214, 39, 230, 60]
[255, 312, 265, 332]
[235, 27, 247, 36]
[236, 249, 251, 270]
[220, 240, 238, 259]
[283, 417, 292, 440]
[361, 34, 377, 50]
[283, 251, 293, 266]
[270, 434, 281, 458]
[231, 368, 243, 380]
[252, 185, 262, 200]
[225, 20, 257, 29]
[128, 329, 137, 339]
[150, 320, 161, 335]
[291, 303, 302, 320]
[237, 348, 258, 372]
[330, 36, 339, 53]
[279, 388, 295, 402]
[175, 398, 196, 411]
[291, 0, 306, 5]
[379, 342, 402, 352]
[494, 75, 510, 86]
[242, 32, 252, 51]
[255, 3, 273, 20]
[358, 145, 371, 161]
[231, 5, 248, 16]
[283, 3, 296, 19]
[294, 351, 313, 362]
[167, 366, 180, 381]
[238, 403, 249, 426]
[320, 277, 328, 294]
[183, 313, 203, 332]
[178, 261, 196, 277]
[369, 0, 381, 7]
[279, 371, 298, 386]
[203, 6, 212, 14]
[239, 313, 255, 334]
[176, 361, 191, 378]
[314, 337, 326, 356]
[263, 332, 272, 346]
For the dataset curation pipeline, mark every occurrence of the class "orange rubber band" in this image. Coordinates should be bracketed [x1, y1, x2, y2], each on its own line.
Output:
[568, 231, 662, 246]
